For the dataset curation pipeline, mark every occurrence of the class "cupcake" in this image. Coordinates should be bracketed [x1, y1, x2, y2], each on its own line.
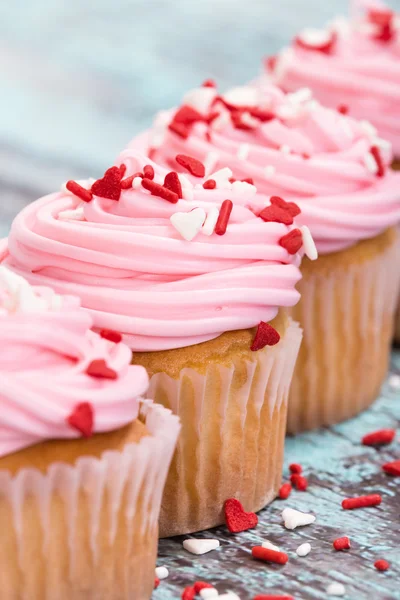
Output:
[0, 151, 303, 535]
[130, 81, 400, 432]
[0, 266, 179, 599]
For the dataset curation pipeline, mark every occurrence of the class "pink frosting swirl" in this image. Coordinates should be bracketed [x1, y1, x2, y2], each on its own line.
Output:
[0, 151, 302, 351]
[262, 2, 400, 155]
[0, 267, 149, 458]
[132, 82, 400, 254]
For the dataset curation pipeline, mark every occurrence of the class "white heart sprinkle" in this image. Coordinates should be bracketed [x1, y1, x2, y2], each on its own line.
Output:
[208, 167, 233, 189]
[171, 208, 206, 241]
[296, 542, 311, 557]
[155, 566, 169, 580]
[183, 538, 220, 555]
[326, 582, 346, 596]
[202, 207, 220, 236]
[300, 226, 318, 261]
[282, 507, 316, 530]
[231, 181, 257, 198]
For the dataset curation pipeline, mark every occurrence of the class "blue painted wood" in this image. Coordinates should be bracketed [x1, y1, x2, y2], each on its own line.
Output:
[0, 2, 400, 598]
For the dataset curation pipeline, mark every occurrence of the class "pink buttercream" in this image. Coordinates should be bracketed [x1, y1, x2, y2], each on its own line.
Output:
[0, 152, 302, 352]
[131, 82, 400, 254]
[262, 2, 400, 155]
[0, 267, 148, 458]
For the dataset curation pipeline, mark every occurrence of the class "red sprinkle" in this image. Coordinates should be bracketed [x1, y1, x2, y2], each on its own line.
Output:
[362, 429, 396, 447]
[242, 177, 254, 185]
[143, 165, 155, 180]
[337, 104, 349, 115]
[342, 494, 382, 510]
[251, 322, 280, 351]
[224, 498, 258, 533]
[120, 175, 134, 189]
[279, 229, 303, 255]
[202, 78, 216, 88]
[86, 359, 118, 380]
[252, 546, 289, 565]
[67, 402, 94, 438]
[203, 179, 217, 189]
[173, 104, 204, 125]
[382, 460, 400, 476]
[290, 474, 308, 491]
[270, 196, 301, 217]
[295, 31, 337, 54]
[154, 578, 160, 589]
[265, 55, 278, 72]
[374, 559, 390, 572]
[368, 8, 394, 27]
[148, 147, 157, 161]
[231, 109, 255, 131]
[176, 154, 206, 177]
[100, 329, 122, 344]
[141, 178, 179, 203]
[65, 180, 93, 203]
[254, 596, 294, 600]
[215, 199, 233, 235]
[279, 483, 292, 500]
[370, 146, 385, 177]
[333, 537, 351, 551]
[289, 463, 302, 474]
[181, 586, 195, 600]
[169, 120, 191, 139]
[119, 164, 127, 177]
[259, 205, 293, 226]
[375, 23, 395, 42]
[91, 166, 122, 201]
[249, 107, 275, 122]
[194, 582, 214, 593]
[164, 171, 183, 199]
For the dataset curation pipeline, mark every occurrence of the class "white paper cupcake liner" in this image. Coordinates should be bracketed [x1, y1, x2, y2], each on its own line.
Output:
[0, 400, 180, 600]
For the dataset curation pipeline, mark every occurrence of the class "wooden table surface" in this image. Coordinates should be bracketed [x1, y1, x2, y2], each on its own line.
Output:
[0, 2, 400, 598]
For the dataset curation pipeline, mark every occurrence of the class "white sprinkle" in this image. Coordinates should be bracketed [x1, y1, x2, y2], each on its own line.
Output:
[282, 507, 316, 530]
[183, 538, 220, 555]
[200, 589, 219, 599]
[298, 27, 333, 47]
[360, 119, 378, 138]
[208, 167, 233, 189]
[58, 207, 85, 221]
[182, 187, 194, 201]
[132, 176, 142, 189]
[170, 208, 206, 241]
[231, 180, 257, 199]
[300, 226, 318, 261]
[364, 152, 378, 175]
[373, 137, 392, 151]
[183, 87, 217, 115]
[280, 144, 291, 155]
[287, 87, 313, 104]
[341, 119, 354, 141]
[223, 85, 258, 107]
[264, 165, 276, 177]
[202, 206, 220, 236]
[237, 143, 250, 160]
[388, 374, 400, 390]
[262, 540, 280, 552]
[296, 542, 311, 557]
[240, 111, 259, 129]
[204, 151, 220, 176]
[211, 110, 231, 131]
[155, 566, 169, 580]
[277, 103, 301, 121]
[326, 582, 346, 597]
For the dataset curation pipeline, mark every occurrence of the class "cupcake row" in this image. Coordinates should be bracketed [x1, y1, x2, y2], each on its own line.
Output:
[1, 3, 400, 599]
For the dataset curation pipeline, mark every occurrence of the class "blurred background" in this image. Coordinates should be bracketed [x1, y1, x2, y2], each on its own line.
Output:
[1, 0, 400, 236]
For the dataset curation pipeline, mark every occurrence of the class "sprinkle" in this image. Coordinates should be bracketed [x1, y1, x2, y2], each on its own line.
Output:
[362, 429, 395, 446]
[295, 29, 337, 54]
[224, 498, 258, 533]
[342, 494, 382, 510]
[287, 87, 313, 104]
[249, 107, 275, 122]
[169, 121, 191, 139]
[141, 178, 179, 203]
[242, 177, 254, 185]
[215, 199, 233, 235]
[194, 582, 215, 594]
[388, 374, 400, 390]
[296, 542, 311, 557]
[289, 463, 302, 474]
[279, 229, 303, 255]
[154, 578, 160, 589]
[58, 207, 85, 221]
[203, 179, 216, 189]
[370, 146, 385, 177]
[337, 104, 349, 114]
[172, 104, 204, 126]
[119, 164, 127, 177]
[120, 175, 134, 189]
[164, 171, 183, 199]
[132, 177, 143, 189]
[67, 402, 94, 438]
[382, 460, 400, 476]
[184, 86, 217, 115]
[86, 359, 118, 380]
[326, 582, 346, 597]
[280, 144, 291, 155]
[200, 589, 219, 599]
[373, 137, 392, 151]
[333, 537, 351, 551]
[259, 205, 293, 225]
[300, 226, 318, 260]
[208, 167, 233, 188]
[155, 566, 169, 580]
[202, 79, 216, 88]
[364, 152, 378, 174]
[66, 180, 93, 203]
[183, 538, 220, 555]
[91, 166, 122, 201]
[223, 85, 259, 108]
[182, 586, 196, 600]
[374, 559, 390, 572]
[204, 151, 220, 175]
[251, 322, 280, 351]
[237, 143, 250, 160]
[290, 474, 308, 491]
[143, 165, 155, 180]
[100, 329, 122, 343]
[265, 54, 277, 71]
[202, 207, 220, 236]
[252, 546, 289, 565]
[264, 165, 276, 177]
[262, 540, 280, 552]
[368, 8, 394, 27]
[170, 208, 206, 241]
[282, 507, 316, 530]
[279, 483, 292, 500]
[231, 181, 257, 199]
[175, 154, 206, 178]
[270, 196, 301, 217]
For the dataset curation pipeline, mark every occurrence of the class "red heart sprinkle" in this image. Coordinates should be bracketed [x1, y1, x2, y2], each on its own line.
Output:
[169, 120, 191, 139]
[279, 228, 303, 254]
[259, 205, 293, 225]
[164, 171, 183, 198]
[86, 359, 117, 380]
[382, 460, 400, 476]
[91, 167, 122, 201]
[270, 196, 301, 217]
[100, 329, 122, 344]
[176, 154, 205, 177]
[368, 8, 394, 27]
[173, 105, 204, 125]
[224, 498, 258, 533]
[67, 402, 94, 438]
[251, 322, 280, 351]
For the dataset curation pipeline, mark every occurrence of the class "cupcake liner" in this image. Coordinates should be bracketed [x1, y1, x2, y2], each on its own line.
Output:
[286, 229, 400, 433]
[0, 401, 180, 600]
[144, 319, 302, 537]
